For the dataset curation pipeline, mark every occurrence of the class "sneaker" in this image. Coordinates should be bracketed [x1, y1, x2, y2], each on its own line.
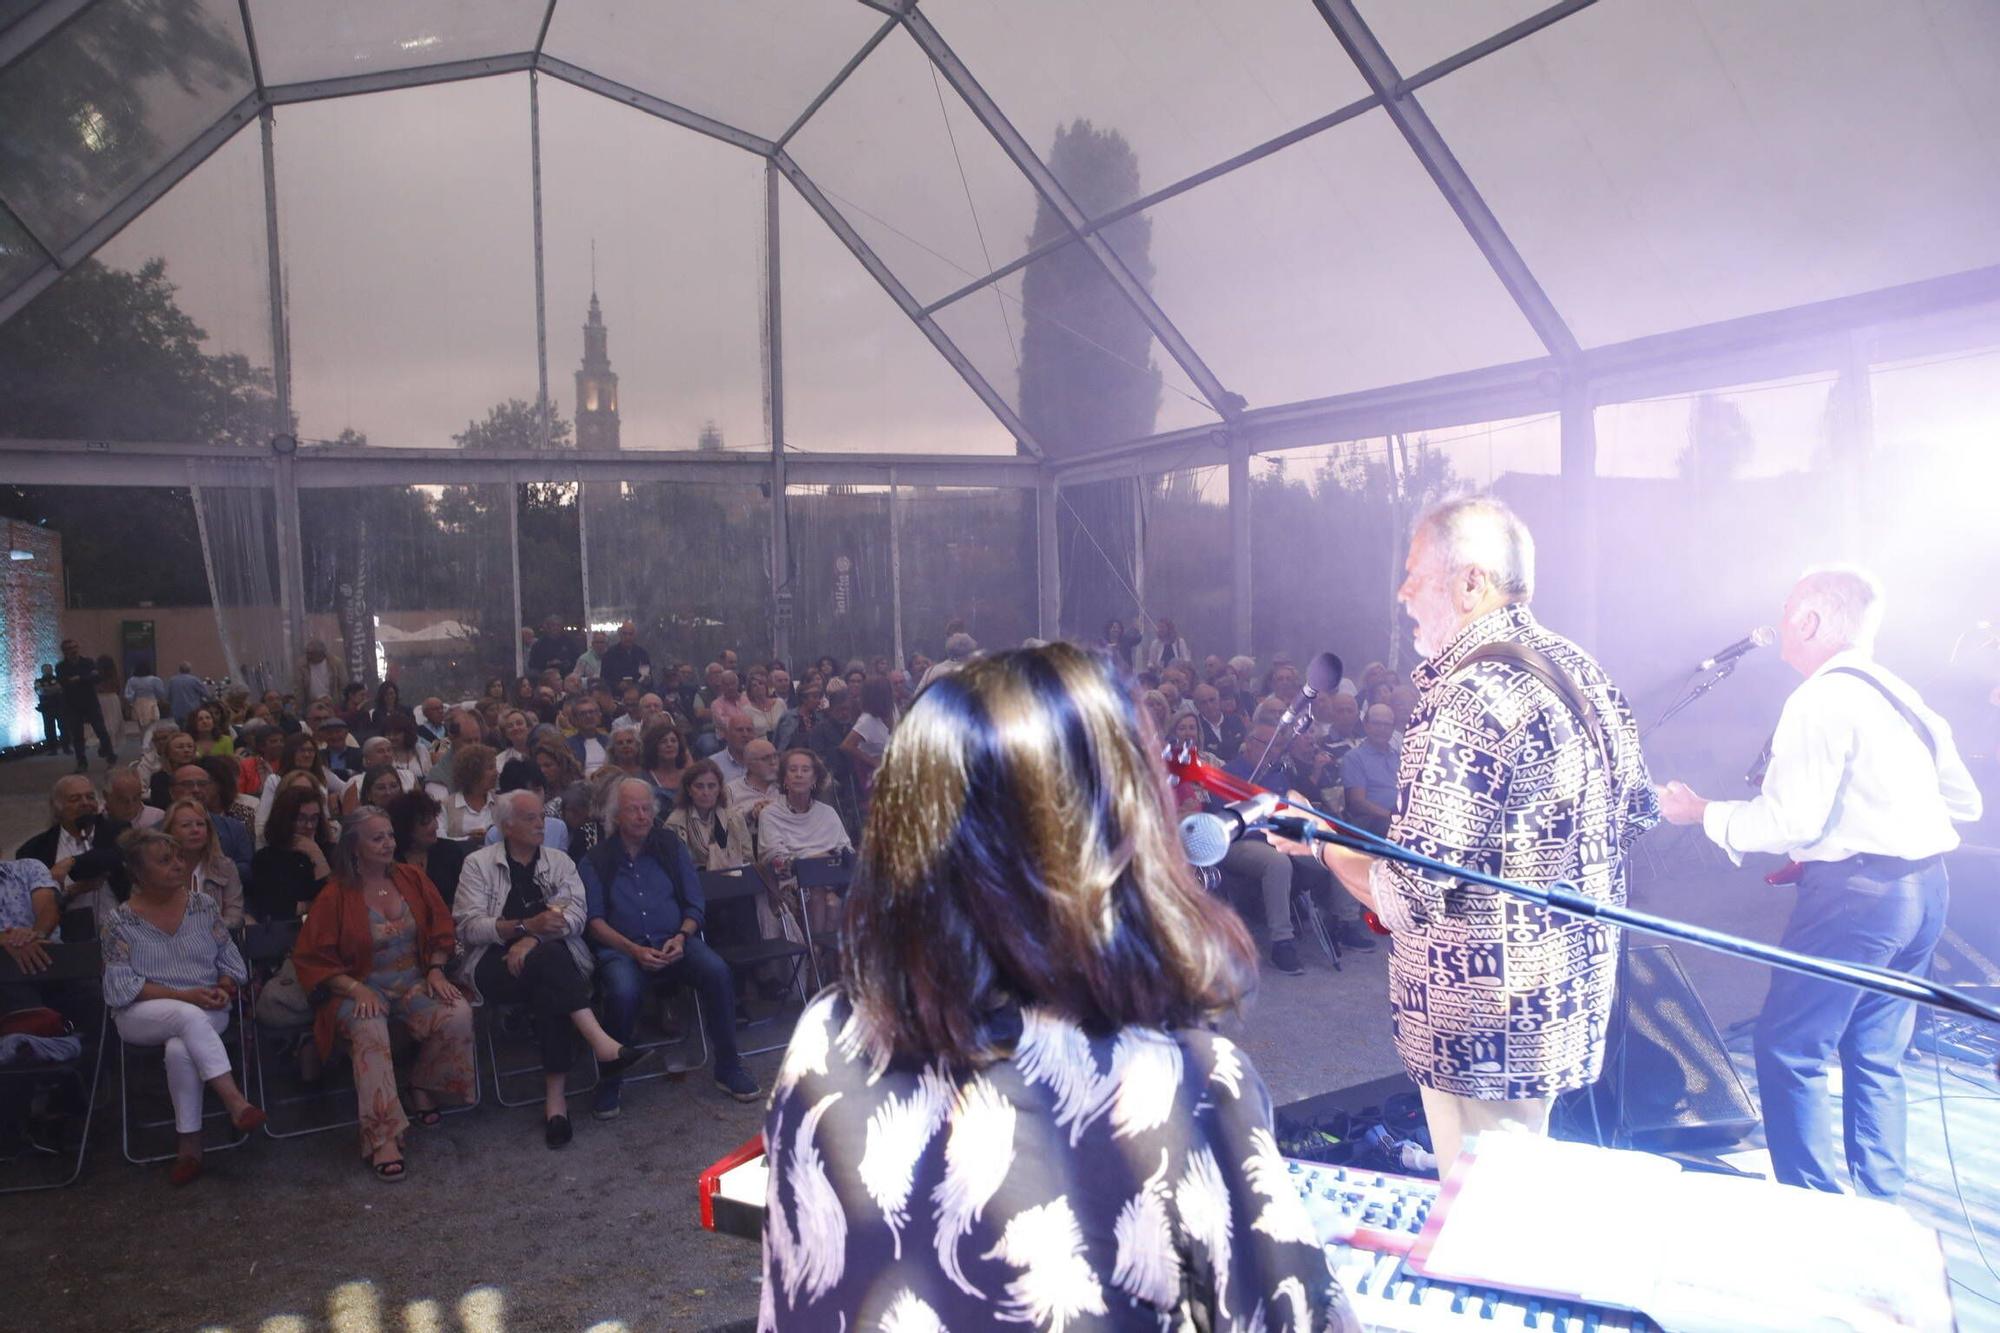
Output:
[715, 1063, 763, 1103]
[1270, 939, 1305, 976]
[591, 1083, 622, 1121]
[1336, 918, 1379, 951]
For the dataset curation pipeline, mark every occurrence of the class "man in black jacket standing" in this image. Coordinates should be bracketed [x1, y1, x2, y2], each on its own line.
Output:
[54, 640, 116, 772]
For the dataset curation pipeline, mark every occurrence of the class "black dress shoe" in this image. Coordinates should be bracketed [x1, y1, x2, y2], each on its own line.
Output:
[597, 1045, 656, 1080]
[544, 1114, 572, 1149]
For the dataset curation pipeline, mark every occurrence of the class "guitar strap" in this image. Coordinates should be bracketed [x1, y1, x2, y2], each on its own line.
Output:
[1826, 666, 1937, 763]
[1452, 639, 1611, 776]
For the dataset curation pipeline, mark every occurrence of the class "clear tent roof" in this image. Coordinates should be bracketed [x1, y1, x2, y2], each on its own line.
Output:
[1, 0, 1997, 463]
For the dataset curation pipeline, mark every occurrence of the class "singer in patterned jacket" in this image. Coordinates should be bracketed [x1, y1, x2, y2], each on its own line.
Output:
[760, 642, 1358, 1332]
[1289, 497, 1658, 1172]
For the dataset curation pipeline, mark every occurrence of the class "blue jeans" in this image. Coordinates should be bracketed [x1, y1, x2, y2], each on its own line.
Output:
[594, 937, 741, 1081]
[1753, 854, 1948, 1199]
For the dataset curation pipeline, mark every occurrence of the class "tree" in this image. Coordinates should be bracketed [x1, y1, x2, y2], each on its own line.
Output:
[1676, 393, 1755, 480]
[1017, 119, 1166, 638]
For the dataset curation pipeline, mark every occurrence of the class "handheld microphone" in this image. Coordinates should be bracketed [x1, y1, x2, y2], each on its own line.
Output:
[1178, 792, 1281, 868]
[1699, 626, 1776, 672]
[1277, 651, 1344, 732]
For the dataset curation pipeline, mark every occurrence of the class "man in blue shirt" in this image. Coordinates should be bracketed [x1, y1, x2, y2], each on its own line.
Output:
[165, 661, 210, 729]
[580, 777, 760, 1117]
[1340, 703, 1401, 837]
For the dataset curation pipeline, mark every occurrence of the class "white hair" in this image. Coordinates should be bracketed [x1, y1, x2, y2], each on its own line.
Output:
[607, 776, 657, 823]
[1415, 495, 1535, 600]
[1793, 565, 1883, 651]
[498, 788, 544, 826]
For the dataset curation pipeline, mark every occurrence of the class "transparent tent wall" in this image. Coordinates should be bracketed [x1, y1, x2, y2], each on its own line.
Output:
[1055, 477, 1139, 651]
[1139, 464, 1230, 664]
[894, 484, 1037, 662]
[785, 485, 892, 670]
[300, 483, 517, 704]
[581, 480, 772, 675]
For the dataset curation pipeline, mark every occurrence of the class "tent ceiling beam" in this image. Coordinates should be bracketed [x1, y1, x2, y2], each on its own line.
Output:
[0, 0, 90, 70]
[1394, 0, 1599, 95]
[538, 56, 774, 156]
[233, 0, 265, 94]
[265, 52, 537, 106]
[774, 12, 901, 153]
[900, 5, 1243, 421]
[771, 148, 1045, 458]
[1313, 0, 1581, 363]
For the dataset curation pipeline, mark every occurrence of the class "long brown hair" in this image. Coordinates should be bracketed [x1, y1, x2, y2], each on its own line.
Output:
[842, 642, 1254, 1067]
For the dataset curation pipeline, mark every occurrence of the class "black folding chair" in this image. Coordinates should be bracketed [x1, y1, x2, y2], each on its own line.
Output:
[119, 977, 252, 1166]
[0, 943, 106, 1193]
[793, 851, 855, 990]
[698, 866, 815, 1059]
[1292, 883, 1343, 972]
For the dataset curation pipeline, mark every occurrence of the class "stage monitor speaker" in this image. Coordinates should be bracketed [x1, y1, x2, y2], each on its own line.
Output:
[1560, 943, 1759, 1151]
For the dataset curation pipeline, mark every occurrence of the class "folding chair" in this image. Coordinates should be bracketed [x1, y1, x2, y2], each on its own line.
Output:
[793, 852, 856, 991]
[1291, 882, 1343, 971]
[0, 943, 106, 1193]
[119, 985, 252, 1166]
[699, 866, 816, 1058]
[592, 968, 706, 1086]
[482, 1000, 598, 1109]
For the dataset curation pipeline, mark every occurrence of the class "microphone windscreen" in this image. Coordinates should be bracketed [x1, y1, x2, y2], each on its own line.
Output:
[1750, 625, 1777, 648]
[1306, 651, 1344, 695]
[1178, 811, 1229, 868]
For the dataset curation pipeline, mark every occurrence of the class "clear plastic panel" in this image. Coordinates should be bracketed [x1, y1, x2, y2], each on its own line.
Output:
[776, 178, 1015, 455]
[0, 121, 276, 446]
[1056, 476, 1141, 647]
[249, 0, 549, 85]
[1139, 464, 1231, 665]
[542, 0, 884, 141]
[785, 484, 893, 667]
[582, 479, 773, 671]
[1421, 0, 2000, 347]
[1100, 109, 1546, 411]
[300, 482, 520, 698]
[0, 202, 42, 297]
[186, 459, 287, 698]
[786, 24, 1040, 307]
[1595, 373, 1834, 481]
[538, 76, 767, 452]
[276, 75, 537, 449]
[894, 484, 1037, 659]
[0, 0, 252, 249]
[1353, 0, 1571, 76]
[920, 0, 1368, 204]
[931, 237, 1219, 455]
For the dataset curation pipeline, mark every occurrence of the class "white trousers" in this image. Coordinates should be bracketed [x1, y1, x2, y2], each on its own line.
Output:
[116, 1000, 231, 1133]
[1419, 1086, 1553, 1177]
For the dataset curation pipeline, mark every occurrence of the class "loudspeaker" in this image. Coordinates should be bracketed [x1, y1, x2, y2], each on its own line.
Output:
[1560, 943, 1760, 1151]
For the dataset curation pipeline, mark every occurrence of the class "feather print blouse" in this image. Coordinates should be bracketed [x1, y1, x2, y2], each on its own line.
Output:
[761, 989, 1359, 1333]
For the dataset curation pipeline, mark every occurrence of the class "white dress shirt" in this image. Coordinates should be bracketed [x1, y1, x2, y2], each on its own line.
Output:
[1702, 649, 1981, 865]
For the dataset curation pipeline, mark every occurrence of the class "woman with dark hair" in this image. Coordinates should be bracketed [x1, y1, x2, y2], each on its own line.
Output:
[641, 720, 689, 809]
[102, 826, 264, 1184]
[382, 714, 427, 791]
[838, 675, 896, 812]
[663, 759, 750, 871]
[186, 705, 234, 759]
[483, 677, 507, 704]
[254, 731, 333, 837]
[387, 788, 468, 908]
[355, 764, 405, 816]
[248, 780, 333, 922]
[511, 675, 538, 710]
[366, 681, 406, 737]
[761, 644, 1357, 1331]
[292, 806, 474, 1179]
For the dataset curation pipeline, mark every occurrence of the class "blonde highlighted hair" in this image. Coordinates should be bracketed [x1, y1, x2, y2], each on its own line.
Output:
[842, 641, 1254, 1067]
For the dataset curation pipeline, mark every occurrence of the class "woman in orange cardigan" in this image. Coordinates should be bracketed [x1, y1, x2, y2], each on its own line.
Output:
[292, 805, 475, 1181]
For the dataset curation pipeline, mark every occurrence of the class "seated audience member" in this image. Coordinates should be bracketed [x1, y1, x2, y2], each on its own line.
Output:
[575, 630, 609, 682]
[664, 760, 752, 872]
[1317, 690, 1362, 754]
[758, 748, 853, 937]
[740, 670, 785, 739]
[455, 792, 651, 1146]
[709, 670, 751, 736]
[641, 721, 690, 810]
[290, 807, 474, 1180]
[1339, 703, 1400, 838]
[566, 700, 611, 778]
[759, 643, 1356, 1331]
[838, 676, 895, 807]
[352, 765, 407, 820]
[0, 859, 59, 1009]
[185, 706, 234, 760]
[387, 789, 470, 909]
[383, 715, 429, 790]
[148, 732, 200, 809]
[254, 731, 337, 838]
[101, 828, 264, 1184]
[414, 697, 448, 749]
[318, 715, 362, 781]
[426, 742, 498, 840]
[1221, 660, 1259, 718]
[17, 773, 125, 936]
[599, 621, 651, 688]
[366, 681, 407, 738]
[164, 798, 243, 930]
[104, 768, 164, 832]
[236, 725, 284, 808]
[187, 758, 253, 885]
[496, 708, 536, 772]
[248, 782, 332, 922]
[1189, 682, 1243, 761]
[339, 682, 372, 732]
[1139, 688, 1172, 740]
[604, 727, 644, 779]
[767, 665, 794, 709]
[727, 739, 780, 828]
[711, 713, 757, 786]
[136, 724, 181, 789]
[482, 760, 572, 856]
[581, 778, 761, 1117]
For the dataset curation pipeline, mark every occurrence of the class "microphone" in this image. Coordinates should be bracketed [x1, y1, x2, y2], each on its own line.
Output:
[1277, 651, 1344, 732]
[1699, 626, 1776, 671]
[1178, 792, 1281, 868]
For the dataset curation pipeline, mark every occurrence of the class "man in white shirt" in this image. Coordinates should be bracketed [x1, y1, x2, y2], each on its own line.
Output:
[711, 714, 756, 786]
[1660, 567, 1981, 1201]
[726, 739, 780, 823]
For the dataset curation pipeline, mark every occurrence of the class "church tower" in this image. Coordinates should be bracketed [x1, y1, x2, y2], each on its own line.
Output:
[575, 282, 620, 453]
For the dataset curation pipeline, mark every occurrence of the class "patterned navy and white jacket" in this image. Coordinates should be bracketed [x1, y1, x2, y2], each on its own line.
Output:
[761, 988, 1360, 1332]
[1369, 604, 1658, 1101]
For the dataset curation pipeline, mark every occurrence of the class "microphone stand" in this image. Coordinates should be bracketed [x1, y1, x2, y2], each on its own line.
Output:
[1246, 698, 1313, 787]
[1642, 655, 1745, 741]
[1256, 804, 2000, 1033]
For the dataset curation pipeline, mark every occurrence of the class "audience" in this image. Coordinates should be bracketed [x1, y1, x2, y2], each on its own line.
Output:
[726, 739, 779, 825]
[291, 807, 473, 1180]
[757, 749, 852, 938]
[665, 761, 752, 872]
[427, 742, 498, 839]
[1340, 702, 1400, 838]
[147, 733, 199, 809]
[185, 706, 233, 759]
[102, 827, 264, 1184]
[838, 676, 894, 808]
[455, 792, 651, 1147]
[16, 773, 123, 936]
[711, 713, 756, 786]
[165, 798, 243, 930]
[599, 621, 651, 687]
[641, 721, 689, 809]
[104, 768, 163, 832]
[387, 789, 470, 909]
[248, 783, 332, 923]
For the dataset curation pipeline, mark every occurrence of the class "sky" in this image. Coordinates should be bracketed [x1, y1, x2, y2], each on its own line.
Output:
[52, 0, 2000, 467]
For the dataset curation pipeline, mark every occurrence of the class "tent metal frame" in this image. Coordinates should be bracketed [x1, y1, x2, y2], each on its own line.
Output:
[2, 0, 1998, 657]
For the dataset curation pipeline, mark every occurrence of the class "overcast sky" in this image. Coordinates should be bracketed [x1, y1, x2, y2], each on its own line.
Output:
[72, 0, 2000, 467]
